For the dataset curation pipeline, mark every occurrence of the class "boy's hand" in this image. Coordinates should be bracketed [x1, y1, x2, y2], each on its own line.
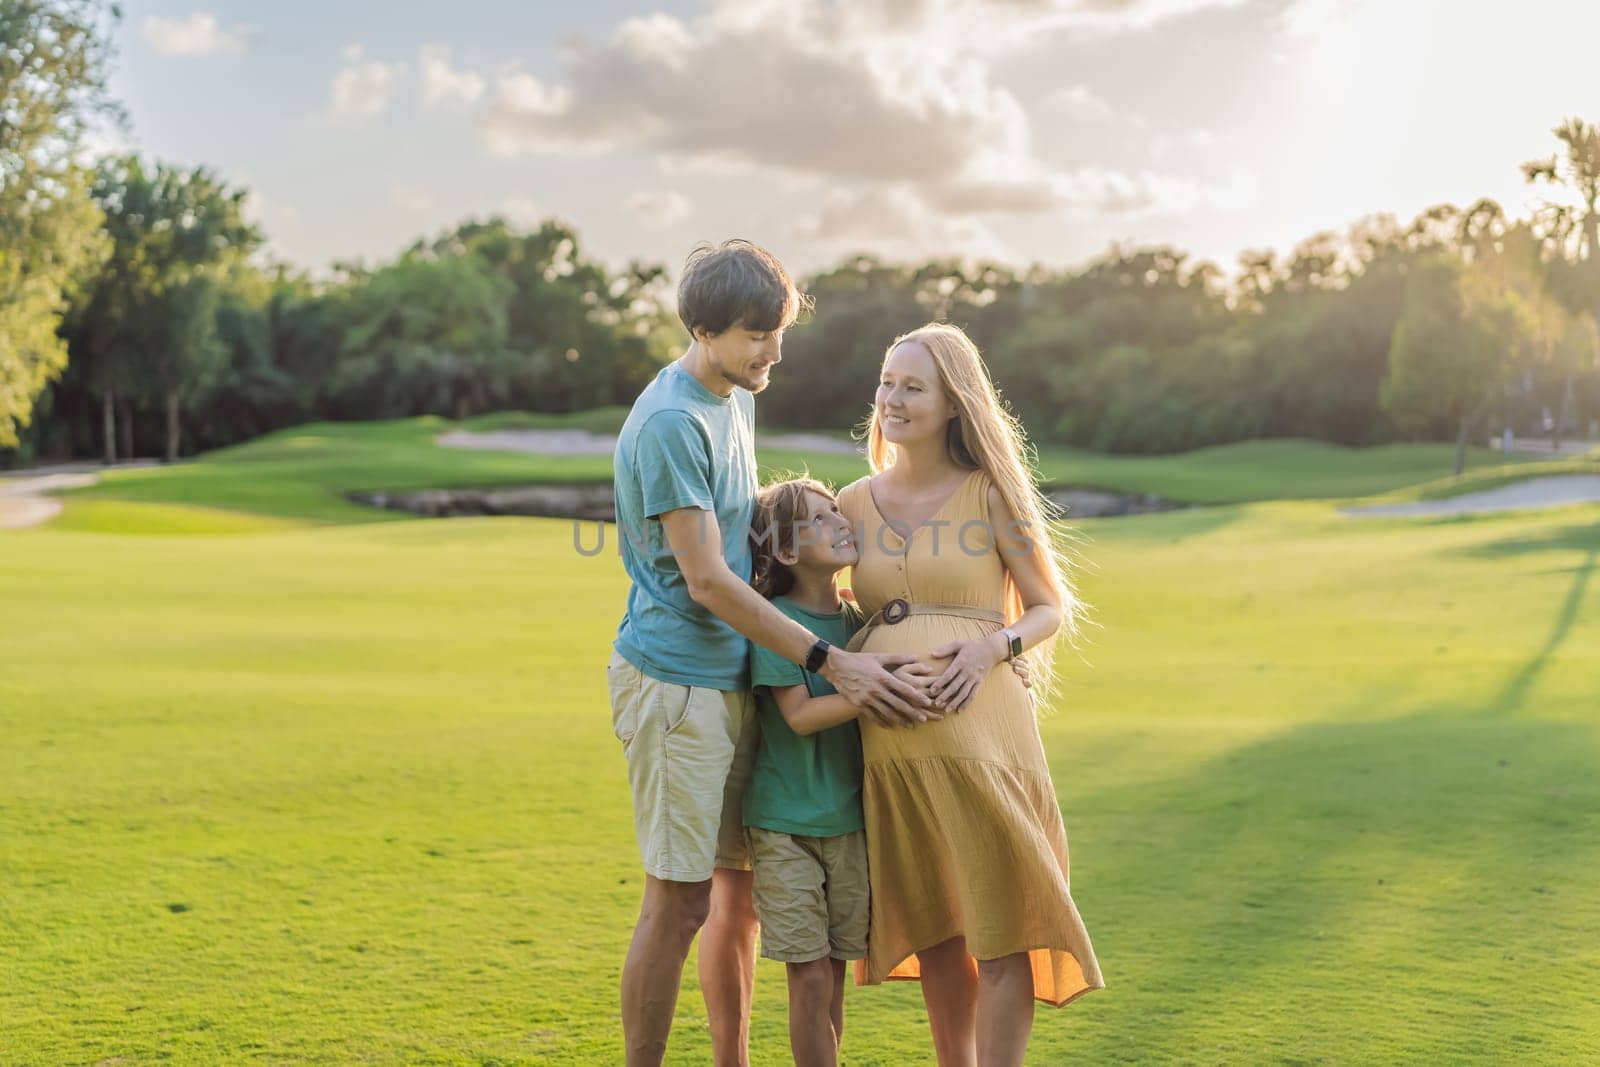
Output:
[887, 662, 943, 725]
[819, 649, 931, 725]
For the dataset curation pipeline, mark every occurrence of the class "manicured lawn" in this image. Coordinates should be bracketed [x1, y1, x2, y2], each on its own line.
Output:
[4, 438, 1598, 1061]
[55, 412, 1594, 532]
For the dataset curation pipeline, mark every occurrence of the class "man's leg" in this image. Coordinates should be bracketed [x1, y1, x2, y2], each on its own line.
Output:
[698, 866, 758, 1067]
[699, 685, 759, 1066]
[621, 874, 713, 1067]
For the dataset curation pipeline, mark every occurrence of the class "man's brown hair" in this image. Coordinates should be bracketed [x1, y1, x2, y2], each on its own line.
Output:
[678, 239, 810, 337]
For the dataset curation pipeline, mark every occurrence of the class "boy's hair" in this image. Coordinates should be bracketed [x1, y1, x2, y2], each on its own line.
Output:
[678, 239, 810, 337]
[749, 476, 834, 601]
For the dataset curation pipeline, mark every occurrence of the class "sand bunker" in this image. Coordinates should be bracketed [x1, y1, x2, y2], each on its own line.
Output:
[0, 472, 99, 529]
[436, 428, 860, 457]
[1343, 475, 1600, 517]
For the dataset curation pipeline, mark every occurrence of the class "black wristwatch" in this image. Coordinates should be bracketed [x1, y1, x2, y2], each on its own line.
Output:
[803, 638, 832, 673]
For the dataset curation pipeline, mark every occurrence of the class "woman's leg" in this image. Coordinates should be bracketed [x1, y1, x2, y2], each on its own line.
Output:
[975, 952, 1035, 1067]
[917, 936, 978, 1067]
[786, 956, 841, 1067]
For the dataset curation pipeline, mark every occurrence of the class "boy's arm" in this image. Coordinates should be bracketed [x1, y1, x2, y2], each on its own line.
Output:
[767, 663, 940, 736]
[661, 506, 932, 722]
[768, 684, 861, 736]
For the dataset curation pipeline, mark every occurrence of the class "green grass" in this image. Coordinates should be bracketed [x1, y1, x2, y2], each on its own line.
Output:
[56, 414, 1588, 527]
[455, 406, 633, 434]
[4, 463, 1599, 1060]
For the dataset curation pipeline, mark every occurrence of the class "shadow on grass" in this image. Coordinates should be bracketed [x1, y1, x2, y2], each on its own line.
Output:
[1448, 521, 1600, 561]
[1075, 504, 1247, 544]
[1056, 542, 1600, 1063]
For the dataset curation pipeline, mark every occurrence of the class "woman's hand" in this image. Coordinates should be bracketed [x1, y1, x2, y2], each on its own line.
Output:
[1009, 655, 1032, 689]
[927, 634, 1006, 713]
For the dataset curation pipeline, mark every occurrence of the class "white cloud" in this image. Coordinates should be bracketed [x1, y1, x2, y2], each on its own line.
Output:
[76, 118, 132, 164]
[1037, 85, 1120, 124]
[242, 187, 301, 233]
[420, 44, 485, 107]
[479, 6, 1043, 209]
[476, 0, 1251, 229]
[389, 183, 433, 213]
[142, 12, 256, 57]
[329, 50, 404, 122]
[795, 186, 1008, 261]
[1059, 165, 1259, 217]
[498, 195, 544, 227]
[1148, 127, 1221, 160]
[625, 190, 691, 227]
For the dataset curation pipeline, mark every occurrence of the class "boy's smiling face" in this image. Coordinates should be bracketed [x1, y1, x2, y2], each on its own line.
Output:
[785, 489, 858, 570]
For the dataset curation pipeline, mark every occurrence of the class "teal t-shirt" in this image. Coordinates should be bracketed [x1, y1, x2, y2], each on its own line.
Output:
[612, 360, 757, 691]
[743, 597, 866, 838]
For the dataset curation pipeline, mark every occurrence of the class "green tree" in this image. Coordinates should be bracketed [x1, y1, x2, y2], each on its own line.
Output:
[68, 156, 261, 460]
[0, 0, 116, 454]
[1381, 254, 1541, 475]
[329, 250, 513, 419]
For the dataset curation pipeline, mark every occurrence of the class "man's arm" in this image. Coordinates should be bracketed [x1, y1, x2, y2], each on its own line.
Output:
[660, 506, 932, 722]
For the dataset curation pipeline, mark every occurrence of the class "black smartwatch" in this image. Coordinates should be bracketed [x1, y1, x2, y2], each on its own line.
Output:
[803, 638, 832, 673]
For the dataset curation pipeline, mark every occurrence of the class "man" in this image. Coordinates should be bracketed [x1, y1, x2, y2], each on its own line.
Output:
[607, 239, 931, 1066]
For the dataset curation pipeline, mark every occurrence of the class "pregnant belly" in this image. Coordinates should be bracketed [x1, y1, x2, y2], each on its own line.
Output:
[855, 616, 1033, 764]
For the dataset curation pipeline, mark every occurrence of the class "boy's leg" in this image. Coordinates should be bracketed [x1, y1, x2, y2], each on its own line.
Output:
[699, 867, 758, 1067]
[622, 875, 712, 1066]
[828, 957, 846, 1045]
[786, 956, 841, 1067]
[818, 830, 868, 1050]
[749, 829, 835, 1067]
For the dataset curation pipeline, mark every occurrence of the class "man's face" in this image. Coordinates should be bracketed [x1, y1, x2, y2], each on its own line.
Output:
[698, 323, 784, 393]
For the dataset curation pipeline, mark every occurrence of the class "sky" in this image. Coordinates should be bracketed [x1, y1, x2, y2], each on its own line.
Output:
[100, 0, 1600, 281]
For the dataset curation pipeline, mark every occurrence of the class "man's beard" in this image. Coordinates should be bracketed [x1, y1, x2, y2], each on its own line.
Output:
[713, 356, 771, 393]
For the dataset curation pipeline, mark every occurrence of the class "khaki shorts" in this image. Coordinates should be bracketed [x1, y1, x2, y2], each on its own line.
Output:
[607, 651, 756, 882]
[748, 826, 869, 963]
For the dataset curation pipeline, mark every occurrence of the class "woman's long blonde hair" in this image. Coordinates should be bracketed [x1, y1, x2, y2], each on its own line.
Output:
[862, 322, 1082, 700]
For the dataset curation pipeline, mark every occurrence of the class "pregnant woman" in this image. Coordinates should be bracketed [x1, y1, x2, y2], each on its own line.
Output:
[834, 323, 1104, 1066]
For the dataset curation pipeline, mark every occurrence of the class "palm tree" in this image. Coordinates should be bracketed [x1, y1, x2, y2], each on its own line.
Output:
[1522, 118, 1600, 449]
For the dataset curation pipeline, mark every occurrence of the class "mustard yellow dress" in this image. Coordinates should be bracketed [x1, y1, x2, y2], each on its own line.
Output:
[836, 468, 1104, 1006]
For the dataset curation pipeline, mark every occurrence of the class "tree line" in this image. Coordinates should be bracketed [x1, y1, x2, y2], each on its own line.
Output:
[4, 0, 1599, 475]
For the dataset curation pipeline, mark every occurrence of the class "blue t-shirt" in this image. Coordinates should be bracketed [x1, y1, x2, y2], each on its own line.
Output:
[612, 360, 757, 690]
[743, 598, 866, 838]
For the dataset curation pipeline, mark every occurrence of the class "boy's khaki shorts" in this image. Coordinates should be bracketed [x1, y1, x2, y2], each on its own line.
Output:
[607, 651, 755, 882]
[748, 826, 869, 964]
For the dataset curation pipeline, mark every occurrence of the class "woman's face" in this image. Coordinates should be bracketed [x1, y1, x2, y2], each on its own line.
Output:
[876, 341, 955, 447]
[791, 489, 858, 569]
